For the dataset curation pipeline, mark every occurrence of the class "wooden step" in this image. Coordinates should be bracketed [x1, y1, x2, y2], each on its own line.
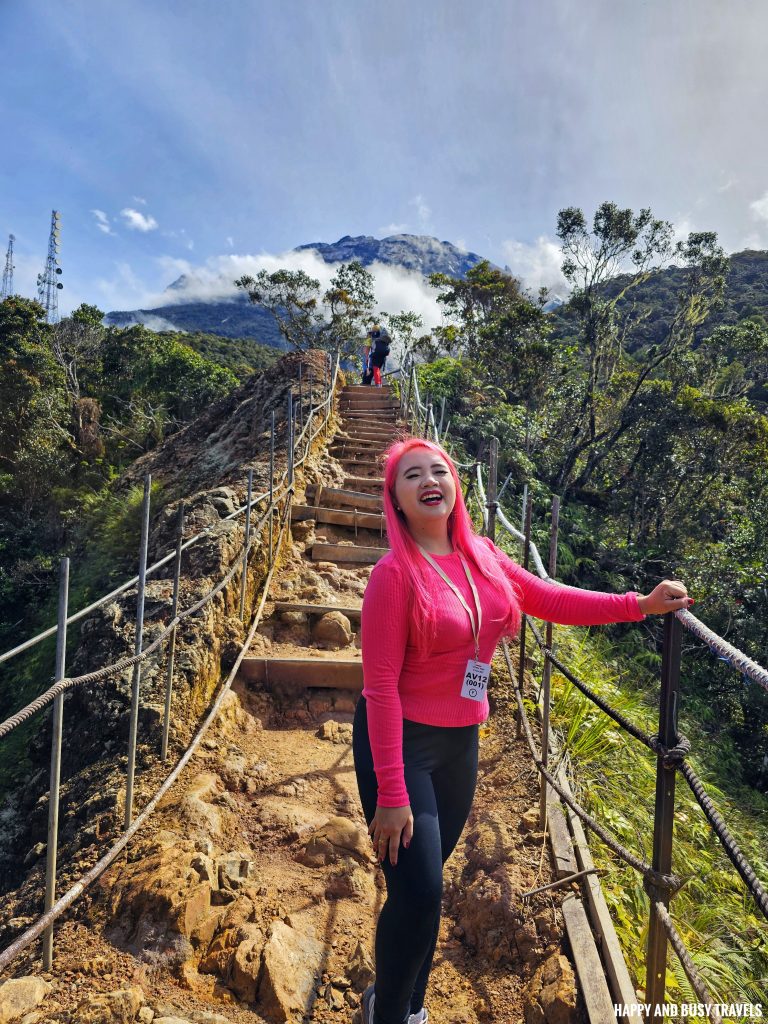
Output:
[273, 601, 362, 618]
[342, 386, 395, 394]
[331, 442, 388, 456]
[339, 429, 400, 443]
[340, 402, 399, 412]
[292, 504, 385, 531]
[343, 476, 384, 493]
[340, 410, 399, 419]
[337, 458, 382, 472]
[239, 657, 363, 690]
[311, 542, 386, 564]
[314, 486, 382, 512]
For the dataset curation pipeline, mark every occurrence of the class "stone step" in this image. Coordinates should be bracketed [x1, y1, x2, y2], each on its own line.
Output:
[239, 657, 363, 690]
[312, 486, 382, 512]
[272, 601, 362, 619]
[311, 542, 386, 564]
[292, 504, 385, 531]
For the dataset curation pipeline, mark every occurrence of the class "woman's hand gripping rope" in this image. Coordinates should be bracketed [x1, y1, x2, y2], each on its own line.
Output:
[637, 579, 694, 616]
[369, 804, 414, 867]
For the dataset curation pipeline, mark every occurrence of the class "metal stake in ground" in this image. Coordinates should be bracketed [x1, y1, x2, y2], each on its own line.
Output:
[646, 612, 683, 1011]
[269, 412, 275, 565]
[239, 469, 254, 621]
[124, 474, 152, 830]
[287, 391, 295, 488]
[539, 495, 560, 828]
[162, 504, 184, 762]
[42, 557, 69, 970]
[486, 437, 499, 544]
[516, 491, 532, 740]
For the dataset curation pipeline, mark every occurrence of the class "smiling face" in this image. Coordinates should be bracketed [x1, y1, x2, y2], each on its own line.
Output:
[392, 448, 457, 530]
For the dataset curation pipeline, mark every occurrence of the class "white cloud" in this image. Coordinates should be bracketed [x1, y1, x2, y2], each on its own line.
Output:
[410, 195, 432, 231]
[91, 209, 115, 236]
[381, 222, 409, 235]
[717, 177, 738, 193]
[226, 236, 234, 248]
[501, 235, 568, 294]
[132, 195, 147, 205]
[749, 191, 768, 224]
[120, 208, 159, 232]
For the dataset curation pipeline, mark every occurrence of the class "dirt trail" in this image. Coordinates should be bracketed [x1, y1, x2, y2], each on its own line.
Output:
[4, 384, 580, 1024]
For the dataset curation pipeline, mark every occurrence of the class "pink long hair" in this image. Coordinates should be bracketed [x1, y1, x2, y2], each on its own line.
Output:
[381, 437, 521, 652]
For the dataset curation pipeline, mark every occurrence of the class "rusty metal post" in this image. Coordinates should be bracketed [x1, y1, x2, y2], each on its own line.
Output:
[161, 504, 184, 762]
[539, 495, 560, 827]
[287, 392, 295, 488]
[239, 469, 254, 621]
[486, 437, 499, 544]
[125, 474, 151, 830]
[42, 556, 69, 969]
[516, 491, 532, 740]
[269, 411, 275, 565]
[298, 362, 304, 435]
[646, 612, 683, 1011]
[520, 483, 529, 561]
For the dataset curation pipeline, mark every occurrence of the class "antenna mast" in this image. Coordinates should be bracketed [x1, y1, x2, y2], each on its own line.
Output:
[37, 210, 63, 322]
[1, 234, 14, 300]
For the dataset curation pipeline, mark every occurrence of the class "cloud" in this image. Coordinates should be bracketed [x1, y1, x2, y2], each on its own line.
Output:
[501, 235, 568, 294]
[381, 222, 409, 235]
[410, 195, 432, 231]
[226, 236, 234, 248]
[717, 177, 738, 193]
[750, 191, 768, 224]
[132, 196, 147, 205]
[120, 208, 159, 232]
[91, 209, 116, 236]
[142, 248, 446, 334]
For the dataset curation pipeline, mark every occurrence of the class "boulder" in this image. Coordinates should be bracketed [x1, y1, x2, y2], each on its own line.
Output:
[311, 612, 352, 650]
[258, 919, 323, 1022]
[227, 924, 266, 1002]
[346, 940, 375, 989]
[73, 987, 145, 1024]
[296, 817, 370, 867]
[523, 954, 577, 1024]
[316, 720, 353, 744]
[0, 978, 52, 1024]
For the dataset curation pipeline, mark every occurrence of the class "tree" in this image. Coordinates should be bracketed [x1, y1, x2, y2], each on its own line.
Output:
[236, 260, 377, 356]
[383, 310, 424, 362]
[552, 203, 729, 495]
[429, 260, 525, 360]
[235, 268, 323, 351]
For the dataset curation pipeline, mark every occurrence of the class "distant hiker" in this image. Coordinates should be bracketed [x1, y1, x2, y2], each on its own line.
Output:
[369, 324, 391, 387]
[362, 334, 374, 386]
[354, 435, 694, 1024]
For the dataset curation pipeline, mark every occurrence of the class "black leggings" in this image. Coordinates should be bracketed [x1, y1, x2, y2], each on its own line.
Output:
[353, 697, 479, 1024]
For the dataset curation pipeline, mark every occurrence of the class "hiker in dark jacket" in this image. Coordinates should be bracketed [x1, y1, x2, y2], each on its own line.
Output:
[369, 325, 391, 387]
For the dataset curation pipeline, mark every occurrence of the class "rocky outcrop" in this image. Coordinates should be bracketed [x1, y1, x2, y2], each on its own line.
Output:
[0, 976, 52, 1023]
[523, 953, 578, 1024]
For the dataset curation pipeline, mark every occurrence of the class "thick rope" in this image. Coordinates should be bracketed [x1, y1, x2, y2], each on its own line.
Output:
[675, 608, 768, 693]
[653, 902, 723, 1024]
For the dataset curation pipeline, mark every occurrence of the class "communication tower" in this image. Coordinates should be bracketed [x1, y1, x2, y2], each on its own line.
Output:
[1, 234, 14, 300]
[36, 210, 63, 322]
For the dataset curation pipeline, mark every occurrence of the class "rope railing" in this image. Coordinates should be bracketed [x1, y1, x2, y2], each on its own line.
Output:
[0, 350, 341, 972]
[458, 437, 768, 1013]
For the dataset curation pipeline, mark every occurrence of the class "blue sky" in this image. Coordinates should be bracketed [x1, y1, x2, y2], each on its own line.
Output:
[3, 0, 768, 316]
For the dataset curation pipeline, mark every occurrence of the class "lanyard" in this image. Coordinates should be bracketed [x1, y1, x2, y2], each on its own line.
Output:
[419, 548, 483, 660]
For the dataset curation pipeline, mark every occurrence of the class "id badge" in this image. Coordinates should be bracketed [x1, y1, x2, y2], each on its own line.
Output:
[461, 659, 491, 702]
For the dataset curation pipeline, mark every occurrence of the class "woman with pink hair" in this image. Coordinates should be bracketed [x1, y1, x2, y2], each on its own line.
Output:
[354, 436, 692, 1024]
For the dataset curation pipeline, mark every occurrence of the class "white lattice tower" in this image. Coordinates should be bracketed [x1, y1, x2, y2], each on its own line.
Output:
[36, 211, 63, 322]
[1, 234, 14, 300]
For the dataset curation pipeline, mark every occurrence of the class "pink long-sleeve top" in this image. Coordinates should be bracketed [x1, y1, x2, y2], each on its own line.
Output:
[360, 537, 644, 806]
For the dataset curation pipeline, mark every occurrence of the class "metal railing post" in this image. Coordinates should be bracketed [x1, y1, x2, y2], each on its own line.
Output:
[287, 392, 295, 488]
[438, 396, 446, 436]
[161, 504, 184, 762]
[269, 412, 275, 564]
[42, 556, 69, 969]
[486, 437, 499, 544]
[539, 495, 560, 827]
[646, 612, 683, 1011]
[516, 491, 532, 739]
[124, 474, 151, 830]
[307, 367, 314, 439]
[239, 469, 254, 620]
[298, 362, 304, 435]
[520, 483, 529, 562]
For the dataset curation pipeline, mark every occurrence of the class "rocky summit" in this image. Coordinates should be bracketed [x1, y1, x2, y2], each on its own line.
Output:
[104, 233, 491, 343]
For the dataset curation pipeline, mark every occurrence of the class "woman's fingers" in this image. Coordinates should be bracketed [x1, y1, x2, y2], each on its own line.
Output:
[640, 580, 695, 615]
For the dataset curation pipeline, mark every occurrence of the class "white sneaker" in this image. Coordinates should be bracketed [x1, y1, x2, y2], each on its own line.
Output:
[409, 1011, 428, 1024]
[362, 986, 427, 1024]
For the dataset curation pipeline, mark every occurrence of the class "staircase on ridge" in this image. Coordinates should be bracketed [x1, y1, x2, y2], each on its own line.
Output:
[238, 384, 403, 693]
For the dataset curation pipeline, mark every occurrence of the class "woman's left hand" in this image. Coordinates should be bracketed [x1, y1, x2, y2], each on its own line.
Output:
[637, 580, 694, 616]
